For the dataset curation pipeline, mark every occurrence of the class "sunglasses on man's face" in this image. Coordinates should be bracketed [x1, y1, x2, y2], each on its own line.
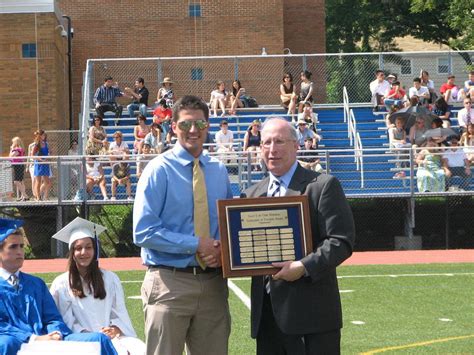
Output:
[177, 119, 209, 132]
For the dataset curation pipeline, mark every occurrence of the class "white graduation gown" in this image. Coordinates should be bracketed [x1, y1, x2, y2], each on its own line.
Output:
[50, 269, 145, 355]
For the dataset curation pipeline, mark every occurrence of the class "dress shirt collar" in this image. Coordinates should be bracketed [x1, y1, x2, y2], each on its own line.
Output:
[268, 161, 298, 190]
[172, 141, 210, 167]
[0, 267, 19, 281]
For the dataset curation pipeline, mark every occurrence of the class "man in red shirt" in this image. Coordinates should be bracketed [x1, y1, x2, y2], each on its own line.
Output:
[152, 99, 173, 136]
[384, 81, 406, 110]
[440, 75, 462, 105]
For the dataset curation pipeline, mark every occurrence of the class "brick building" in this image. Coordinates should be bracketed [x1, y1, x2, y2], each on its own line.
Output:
[0, 0, 325, 153]
[0, 0, 68, 154]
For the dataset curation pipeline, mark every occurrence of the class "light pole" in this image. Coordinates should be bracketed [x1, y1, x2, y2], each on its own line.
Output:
[62, 15, 73, 132]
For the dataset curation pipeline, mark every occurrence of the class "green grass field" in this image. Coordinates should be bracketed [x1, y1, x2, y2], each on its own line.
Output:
[38, 263, 474, 354]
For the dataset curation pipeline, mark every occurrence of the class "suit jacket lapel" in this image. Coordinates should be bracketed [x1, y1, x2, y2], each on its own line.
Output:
[255, 177, 270, 197]
[285, 164, 314, 196]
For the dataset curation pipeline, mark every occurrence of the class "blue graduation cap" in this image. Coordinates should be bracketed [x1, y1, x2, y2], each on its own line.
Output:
[0, 218, 24, 243]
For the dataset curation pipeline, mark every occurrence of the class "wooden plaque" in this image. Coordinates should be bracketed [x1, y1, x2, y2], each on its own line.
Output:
[217, 195, 313, 278]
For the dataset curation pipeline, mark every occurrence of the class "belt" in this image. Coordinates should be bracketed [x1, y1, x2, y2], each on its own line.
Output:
[149, 265, 220, 275]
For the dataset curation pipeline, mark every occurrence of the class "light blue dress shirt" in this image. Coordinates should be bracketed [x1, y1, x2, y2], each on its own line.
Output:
[266, 161, 298, 196]
[133, 142, 233, 267]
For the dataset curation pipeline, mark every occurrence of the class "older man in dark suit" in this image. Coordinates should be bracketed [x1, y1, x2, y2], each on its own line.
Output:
[242, 117, 355, 355]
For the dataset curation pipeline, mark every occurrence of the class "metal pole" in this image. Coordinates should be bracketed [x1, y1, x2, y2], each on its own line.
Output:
[62, 15, 73, 132]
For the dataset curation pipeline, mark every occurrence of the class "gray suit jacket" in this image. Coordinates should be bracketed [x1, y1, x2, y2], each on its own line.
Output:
[242, 164, 355, 337]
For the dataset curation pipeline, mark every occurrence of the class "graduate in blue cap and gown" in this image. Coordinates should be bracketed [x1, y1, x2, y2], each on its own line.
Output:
[0, 218, 117, 355]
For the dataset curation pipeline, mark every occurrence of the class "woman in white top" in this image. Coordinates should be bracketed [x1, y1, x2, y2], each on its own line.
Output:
[210, 80, 230, 117]
[50, 218, 145, 355]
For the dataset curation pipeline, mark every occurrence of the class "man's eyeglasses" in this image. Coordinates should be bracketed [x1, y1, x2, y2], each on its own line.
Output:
[261, 139, 295, 148]
[464, 102, 472, 105]
[177, 119, 209, 131]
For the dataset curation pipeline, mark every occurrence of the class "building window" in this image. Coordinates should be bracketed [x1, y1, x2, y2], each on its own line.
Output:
[22, 43, 36, 58]
[189, 4, 201, 17]
[191, 68, 203, 80]
[438, 58, 449, 74]
[400, 59, 412, 75]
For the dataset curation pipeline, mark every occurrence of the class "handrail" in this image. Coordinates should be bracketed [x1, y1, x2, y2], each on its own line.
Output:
[80, 60, 94, 154]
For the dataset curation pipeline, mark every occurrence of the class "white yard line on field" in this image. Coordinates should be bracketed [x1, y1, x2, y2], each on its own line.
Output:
[228, 280, 251, 310]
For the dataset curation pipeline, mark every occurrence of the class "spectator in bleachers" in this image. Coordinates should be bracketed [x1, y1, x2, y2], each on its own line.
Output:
[133, 114, 150, 154]
[298, 101, 319, 133]
[85, 156, 108, 200]
[125, 77, 149, 119]
[9, 137, 28, 201]
[463, 71, 474, 99]
[152, 99, 172, 137]
[243, 119, 262, 168]
[298, 138, 323, 173]
[298, 70, 314, 113]
[440, 75, 462, 106]
[296, 118, 319, 149]
[442, 137, 471, 191]
[409, 117, 428, 146]
[27, 131, 39, 200]
[460, 123, 474, 162]
[430, 118, 449, 146]
[415, 139, 445, 192]
[384, 81, 407, 110]
[229, 80, 246, 115]
[111, 155, 132, 201]
[93, 76, 124, 125]
[389, 117, 411, 178]
[386, 73, 397, 85]
[457, 98, 473, 133]
[86, 116, 107, 156]
[136, 143, 152, 179]
[431, 96, 451, 128]
[32, 130, 51, 201]
[280, 73, 297, 121]
[369, 70, 390, 112]
[143, 123, 163, 154]
[215, 120, 234, 162]
[109, 131, 130, 159]
[210, 80, 230, 117]
[420, 70, 437, 104]
[408, 78, 430, 106]
[385, 105, 400, 128]
[156, 77, 175, 108]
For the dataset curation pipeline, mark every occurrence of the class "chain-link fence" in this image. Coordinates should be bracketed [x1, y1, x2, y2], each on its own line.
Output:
[1, 146, 473, 258]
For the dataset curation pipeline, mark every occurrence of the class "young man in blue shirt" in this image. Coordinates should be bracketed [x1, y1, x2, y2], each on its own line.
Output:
[133, 95, 232, 355]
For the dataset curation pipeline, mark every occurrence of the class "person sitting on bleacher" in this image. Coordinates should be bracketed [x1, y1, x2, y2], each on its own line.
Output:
[109, 131, 130, 161]
[440, 75, 463, 106]
[298, 101, 319, 133]
[457, 98, 473, 133]
[415, 139, 446, 192]
[369, 70, 390, 112]
[143, 122, 163, 154]
[133, 114, 150, 154]
[111, 154, 132, 201]
[432, 96, 451, 128]
[460, 123, 474, 163]
[124, 77, 149, 119]
[86, 116, 107, 156]
[155, 77, 175, 108]
[136, 143, 153, 179]
[389, 117, 411, 178]
[215, 120, 234, 163]
[463, 71, 474, 99]
[152, 99, 172, 137]
[409, 117, 428, 146]
[408, 78, 430, 106]
[85, 156, 108, 200]
[94, 76, 124, 125]
[442, 137, 471, 191]
[384, 81, 407, 110]
[298, 138, 323, 173]
[296, 119, 319, 149]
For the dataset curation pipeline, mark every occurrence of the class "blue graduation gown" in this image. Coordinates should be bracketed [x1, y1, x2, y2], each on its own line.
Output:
[0, 272, 117, 355]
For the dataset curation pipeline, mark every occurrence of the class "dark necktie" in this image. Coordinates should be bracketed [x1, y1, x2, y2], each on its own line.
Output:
[269, 179, 281, 197]
[9, 274, 19, 290]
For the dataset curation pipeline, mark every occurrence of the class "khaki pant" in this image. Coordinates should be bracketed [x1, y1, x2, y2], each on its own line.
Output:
[141, 268, 231, 355]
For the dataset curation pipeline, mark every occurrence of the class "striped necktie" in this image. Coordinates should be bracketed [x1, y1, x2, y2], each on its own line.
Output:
[9, 274, 19, 290]
[269, 179, 281, 197]
[193, 158, 209, 270]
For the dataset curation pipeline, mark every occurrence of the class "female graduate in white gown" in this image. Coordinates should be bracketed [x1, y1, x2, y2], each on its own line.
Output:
[50, 217, 145, 355]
